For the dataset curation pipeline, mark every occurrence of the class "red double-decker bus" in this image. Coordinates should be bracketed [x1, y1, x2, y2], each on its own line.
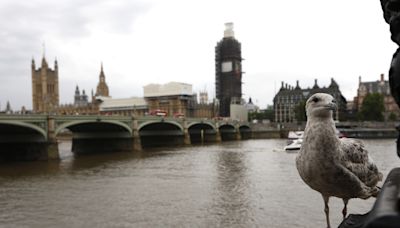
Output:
[149, 109, 168, 117]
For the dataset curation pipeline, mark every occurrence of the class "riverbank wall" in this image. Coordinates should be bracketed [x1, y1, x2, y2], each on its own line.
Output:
[250, 122, 399, 139]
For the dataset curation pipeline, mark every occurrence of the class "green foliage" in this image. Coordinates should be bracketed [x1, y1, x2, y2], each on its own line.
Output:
[359, 93, 385, 121]
[248, 107, 274, 122]
[294, 100, 307, 122]
[388, 112, 398, 121]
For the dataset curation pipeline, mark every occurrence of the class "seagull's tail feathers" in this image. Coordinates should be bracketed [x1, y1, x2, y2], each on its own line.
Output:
[370, 172, 383, 198]
[359, 185, 381, 199]
[371, 186, 381, 198]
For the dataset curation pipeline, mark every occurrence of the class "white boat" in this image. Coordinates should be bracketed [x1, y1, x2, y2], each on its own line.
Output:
[287, 131, 304, 140]
[284, 131, 304, 151]
[284, 138, 303, 151]
[284, 129, 344, 151]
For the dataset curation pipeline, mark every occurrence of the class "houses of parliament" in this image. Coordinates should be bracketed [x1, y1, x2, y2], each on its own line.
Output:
[31, 56, 110, 115]
[29, 23, 246, 119]
[31, 55, 217, 118]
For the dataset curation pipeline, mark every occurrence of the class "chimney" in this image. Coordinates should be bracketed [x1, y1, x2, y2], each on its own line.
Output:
[359, 76, 362, 84]
[380, 73, 384, 82]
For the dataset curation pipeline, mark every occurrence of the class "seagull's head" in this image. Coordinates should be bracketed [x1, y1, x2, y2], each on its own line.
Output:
[305, 93, 337, 119]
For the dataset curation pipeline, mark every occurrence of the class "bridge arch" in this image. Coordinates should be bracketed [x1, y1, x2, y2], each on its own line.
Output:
[0, 121, 47, 140]
[218, 123, 237, 141]
[239, 125, 252, 140]
[187, 122, 217, 144]
[55, 120, 133, 154]
[187, 121, 216, 131]
[218, 123, 236, 130]
[55, 120, 132, 136]
[138, 120, 184, 132]
[138, 120, 184, 148]
[239, 123, 251, 129]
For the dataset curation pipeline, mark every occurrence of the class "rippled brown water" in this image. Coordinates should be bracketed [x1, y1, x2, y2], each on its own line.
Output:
[0, 139, 398, 228]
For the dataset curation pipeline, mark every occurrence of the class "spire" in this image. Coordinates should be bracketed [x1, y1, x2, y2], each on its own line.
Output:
[329, 78, 339, 88]
[42, 42, 46, 59]
[295, 80, 301, 90]
[75, 85, 80, 95]
[312, 79, 319, 89]
[31, 58, 35, 69]
[40, 42, 48, 68]
[99, 62, 105, 81]
[41, 55, 47, 68]
[5, 101, 12, 114]
[54, 57, 58, 69]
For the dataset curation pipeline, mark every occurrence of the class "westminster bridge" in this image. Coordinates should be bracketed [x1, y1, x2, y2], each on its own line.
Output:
[0, 114, 252, 160]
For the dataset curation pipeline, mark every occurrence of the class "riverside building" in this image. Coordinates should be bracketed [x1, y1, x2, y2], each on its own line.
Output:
[273, 78, 347, 123]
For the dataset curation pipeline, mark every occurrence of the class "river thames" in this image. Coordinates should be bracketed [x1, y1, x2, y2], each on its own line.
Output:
[0, 139, 398, 228]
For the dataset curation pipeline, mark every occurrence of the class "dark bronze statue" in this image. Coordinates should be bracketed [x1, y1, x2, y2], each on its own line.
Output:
[339, 2, 400, 227]
[381, 0, 400, 157]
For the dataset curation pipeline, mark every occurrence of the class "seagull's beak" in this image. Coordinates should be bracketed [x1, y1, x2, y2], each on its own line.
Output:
[325, 102, 337, 111]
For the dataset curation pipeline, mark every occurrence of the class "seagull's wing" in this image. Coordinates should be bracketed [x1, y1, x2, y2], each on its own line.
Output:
[339, 138, 383, 188]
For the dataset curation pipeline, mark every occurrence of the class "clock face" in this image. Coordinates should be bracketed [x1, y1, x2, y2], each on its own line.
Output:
[221, 61, 232, 72]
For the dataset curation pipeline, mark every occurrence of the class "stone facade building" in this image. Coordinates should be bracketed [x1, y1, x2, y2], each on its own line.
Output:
[273, 78, 347, 123]
[143, 82, 196, 117]
[31, 57, 59, 113]
[354, 74, 400, 119]
[142, 82, 216, 118]
[99, 97, 148, 116]
[215, 23, 243, 117]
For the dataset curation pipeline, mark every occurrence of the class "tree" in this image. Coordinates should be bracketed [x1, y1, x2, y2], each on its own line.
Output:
[388, 112, 398, 121]
[294, 100, 307, 122]
[248, 106, 274, 122]
[359, 93, 385, 121]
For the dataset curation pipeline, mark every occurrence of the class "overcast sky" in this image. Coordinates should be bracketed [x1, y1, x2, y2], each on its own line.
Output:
[0, 0, 396, 110]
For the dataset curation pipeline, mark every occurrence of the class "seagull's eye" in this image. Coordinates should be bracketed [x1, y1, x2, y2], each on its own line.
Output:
[312, 97, 320, 103]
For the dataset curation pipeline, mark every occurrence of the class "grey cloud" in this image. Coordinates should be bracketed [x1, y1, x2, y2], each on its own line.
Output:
[0, 0, 154, 109]
[79, 0, 153, 33]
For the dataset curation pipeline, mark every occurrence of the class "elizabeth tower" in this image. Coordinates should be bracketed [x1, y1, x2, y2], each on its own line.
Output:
[215, 22, 243, 117]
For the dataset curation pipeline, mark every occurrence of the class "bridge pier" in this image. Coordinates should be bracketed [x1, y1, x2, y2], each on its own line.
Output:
[47, 116, 59, 159]
[132, 119, 142, 151]
[235, 125, 242, 141]
[215, 123, 222, 142]
[183, 120, 191, 145]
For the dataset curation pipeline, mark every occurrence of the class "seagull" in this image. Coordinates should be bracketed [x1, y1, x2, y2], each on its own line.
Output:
[296, 93, 382, 228]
